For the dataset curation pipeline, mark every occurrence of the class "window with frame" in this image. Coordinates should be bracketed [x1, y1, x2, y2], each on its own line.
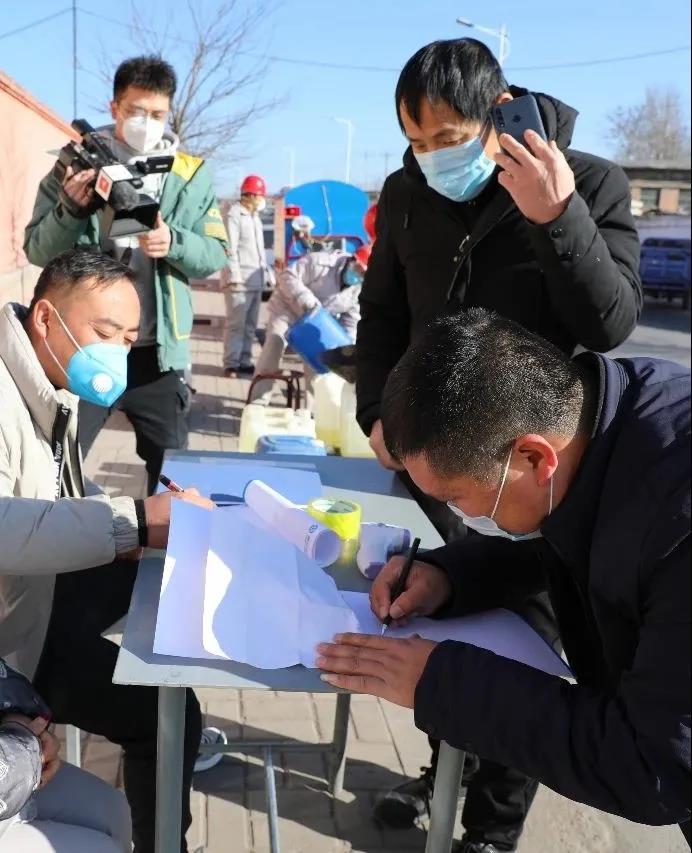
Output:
[640, 187, 661, 211]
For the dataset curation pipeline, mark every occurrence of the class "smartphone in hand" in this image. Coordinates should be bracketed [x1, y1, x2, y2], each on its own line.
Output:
[492, 95, 547, 151]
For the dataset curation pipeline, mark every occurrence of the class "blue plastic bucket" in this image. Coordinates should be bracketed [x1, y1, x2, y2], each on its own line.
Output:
[285, 307, 351, 374]
[255, 435, 328, 455]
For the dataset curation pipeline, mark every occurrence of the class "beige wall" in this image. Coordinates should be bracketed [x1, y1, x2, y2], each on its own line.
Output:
[0, 72, 78, 293]
[630, 181, 690, 214]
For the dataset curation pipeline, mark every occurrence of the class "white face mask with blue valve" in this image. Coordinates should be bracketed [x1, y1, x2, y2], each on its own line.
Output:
[447, 449, 554, 541]
[44, 306, 128, 408]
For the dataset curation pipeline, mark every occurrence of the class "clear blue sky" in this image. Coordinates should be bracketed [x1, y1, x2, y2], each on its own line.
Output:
[1, 0, 690, 196]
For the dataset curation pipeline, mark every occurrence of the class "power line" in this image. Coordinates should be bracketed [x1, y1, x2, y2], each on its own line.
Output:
[76, 9, 690, 73]
[0, 8, 72, 42]
[3, 7, 689, 76]
[510, 45, 691, 71]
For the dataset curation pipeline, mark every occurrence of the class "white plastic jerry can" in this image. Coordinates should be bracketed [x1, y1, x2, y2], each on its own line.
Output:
[239, 404, 316, 452]
[339, 383, 375, 458]
[313, 373, 346, 450]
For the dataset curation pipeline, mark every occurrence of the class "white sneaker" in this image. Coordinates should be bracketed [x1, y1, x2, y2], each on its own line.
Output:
[194, 726, 229, 773]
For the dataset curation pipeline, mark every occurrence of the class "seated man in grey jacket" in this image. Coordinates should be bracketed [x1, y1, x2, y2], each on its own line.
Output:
[0, 658, 130, 852]
[0, 249, 211, 853]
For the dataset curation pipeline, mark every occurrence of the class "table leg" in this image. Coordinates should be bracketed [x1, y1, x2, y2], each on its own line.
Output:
[425, 742, 466, 853]
[155, 686, 186, 853]
[263, 747, 282, 853]
[329, 693, 351, 796]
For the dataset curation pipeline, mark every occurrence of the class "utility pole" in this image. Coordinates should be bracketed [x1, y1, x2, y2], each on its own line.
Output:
[382, 151, 394, 182]
[72, 0, 78, 117]
[457, 17, 510, 66]
[334, 117, 355, 184]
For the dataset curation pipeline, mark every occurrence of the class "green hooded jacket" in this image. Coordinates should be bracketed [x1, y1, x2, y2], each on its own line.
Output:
[24, 151, 228, 371]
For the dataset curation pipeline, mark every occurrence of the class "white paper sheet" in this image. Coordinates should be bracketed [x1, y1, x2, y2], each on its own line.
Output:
[157, 460, 322, 505]
[153, 463, 325, 659]
[154, 500, 218, 658]
[340, 592, 572, 679]
[202, 507, 357, 667]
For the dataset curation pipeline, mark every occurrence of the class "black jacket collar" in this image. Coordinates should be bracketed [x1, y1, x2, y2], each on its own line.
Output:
[542, 353, 630, 575]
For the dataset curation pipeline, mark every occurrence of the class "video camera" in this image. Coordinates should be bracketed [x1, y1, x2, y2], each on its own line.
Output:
[53, 119, 174, 238]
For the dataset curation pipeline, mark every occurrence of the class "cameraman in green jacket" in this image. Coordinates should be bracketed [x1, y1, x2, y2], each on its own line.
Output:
[24, 55, 228, 494]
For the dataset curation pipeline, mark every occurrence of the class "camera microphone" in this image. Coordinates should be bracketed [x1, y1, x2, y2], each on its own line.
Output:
[109, 180, 140, 211]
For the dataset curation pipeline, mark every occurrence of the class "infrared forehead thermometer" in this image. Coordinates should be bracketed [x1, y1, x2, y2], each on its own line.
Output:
[357, 522, 412, 580]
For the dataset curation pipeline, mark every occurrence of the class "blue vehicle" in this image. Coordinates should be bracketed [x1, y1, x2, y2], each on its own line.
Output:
[640, 237, 691, 310]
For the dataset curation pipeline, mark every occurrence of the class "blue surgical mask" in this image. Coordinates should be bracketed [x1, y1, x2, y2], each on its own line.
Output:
[447, 450, 554, 542]
[45, 307, 128, 408]
[414, 135, 496, 203]
[342, 263, 364, 288]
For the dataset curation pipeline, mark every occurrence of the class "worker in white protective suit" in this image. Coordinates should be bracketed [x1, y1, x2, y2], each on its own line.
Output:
[250, 244, 371, 405]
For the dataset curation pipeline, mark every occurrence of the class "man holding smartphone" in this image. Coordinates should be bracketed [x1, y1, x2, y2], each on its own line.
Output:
[356, 38, 642, 853]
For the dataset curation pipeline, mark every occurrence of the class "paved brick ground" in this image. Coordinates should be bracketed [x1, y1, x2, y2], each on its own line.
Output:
[75, 282, 686, 852]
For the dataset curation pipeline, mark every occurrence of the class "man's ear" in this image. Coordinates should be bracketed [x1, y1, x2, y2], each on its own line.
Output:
[109, 100, 118, 122]
[515, 434, 558, 486]
[495, 92, 513, 105]
[31, 300, 52, 342]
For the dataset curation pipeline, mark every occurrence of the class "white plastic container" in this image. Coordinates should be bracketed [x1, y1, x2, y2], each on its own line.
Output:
[339, 383, 376, 459]
[239, 404, 316, 453]
[313, 373, 346, 450]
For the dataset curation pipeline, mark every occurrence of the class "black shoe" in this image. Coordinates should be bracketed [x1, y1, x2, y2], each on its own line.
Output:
[372, 765, 436, 829]
[373, 756, 479, 830]
[453, 841, 514, 853]
[238, 363, 255, 377]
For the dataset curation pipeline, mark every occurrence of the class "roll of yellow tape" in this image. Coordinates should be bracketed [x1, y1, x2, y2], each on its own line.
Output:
[306, 497, 362, 541]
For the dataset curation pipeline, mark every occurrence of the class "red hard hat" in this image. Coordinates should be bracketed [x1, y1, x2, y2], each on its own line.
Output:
[241, 175, 267, 196]
[354, 244, 372, 269]
[363, 203, 378, 241]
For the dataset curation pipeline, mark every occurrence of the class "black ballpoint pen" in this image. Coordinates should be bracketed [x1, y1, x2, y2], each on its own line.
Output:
[381, 537, 421, 636]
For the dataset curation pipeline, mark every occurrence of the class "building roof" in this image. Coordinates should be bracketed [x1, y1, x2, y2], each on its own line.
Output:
[0, 71, 78, 139]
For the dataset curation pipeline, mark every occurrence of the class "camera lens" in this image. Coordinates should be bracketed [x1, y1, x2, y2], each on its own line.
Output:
[512, 114, 522, 124]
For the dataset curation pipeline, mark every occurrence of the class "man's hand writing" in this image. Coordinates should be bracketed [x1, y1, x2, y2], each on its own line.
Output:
[370, 555, 452, 626]
[143, 487, 214, 550]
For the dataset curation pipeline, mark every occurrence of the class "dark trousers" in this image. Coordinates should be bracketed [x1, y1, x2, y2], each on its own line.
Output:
[34, 560, 202, 853]
[79, 345, 190, 495]
[400, 470, 550, 850]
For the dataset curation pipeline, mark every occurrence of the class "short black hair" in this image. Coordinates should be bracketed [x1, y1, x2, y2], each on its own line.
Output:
[381, 309, 593, 481]
[113, 55, 177, 101]
[30, 249, 136, 311]
[395, 39, 508, 131]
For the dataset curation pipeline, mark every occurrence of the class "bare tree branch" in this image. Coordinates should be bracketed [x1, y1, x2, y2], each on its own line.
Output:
[606, 87, 692, 164]
[86, 0, 284, 168]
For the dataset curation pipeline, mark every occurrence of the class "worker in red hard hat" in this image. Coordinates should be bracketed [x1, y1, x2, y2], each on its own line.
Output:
[364, 203, 378, 242]
[223, 174, 274, 378]
[250, 244, 372, 405]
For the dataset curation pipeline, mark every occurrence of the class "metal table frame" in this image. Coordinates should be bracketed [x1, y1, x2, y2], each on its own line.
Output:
[112, 452, 464, 853]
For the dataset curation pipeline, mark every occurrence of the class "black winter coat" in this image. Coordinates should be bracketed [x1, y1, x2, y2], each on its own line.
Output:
[415, 354, 691, 829]
[356, 88, 643, 435]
